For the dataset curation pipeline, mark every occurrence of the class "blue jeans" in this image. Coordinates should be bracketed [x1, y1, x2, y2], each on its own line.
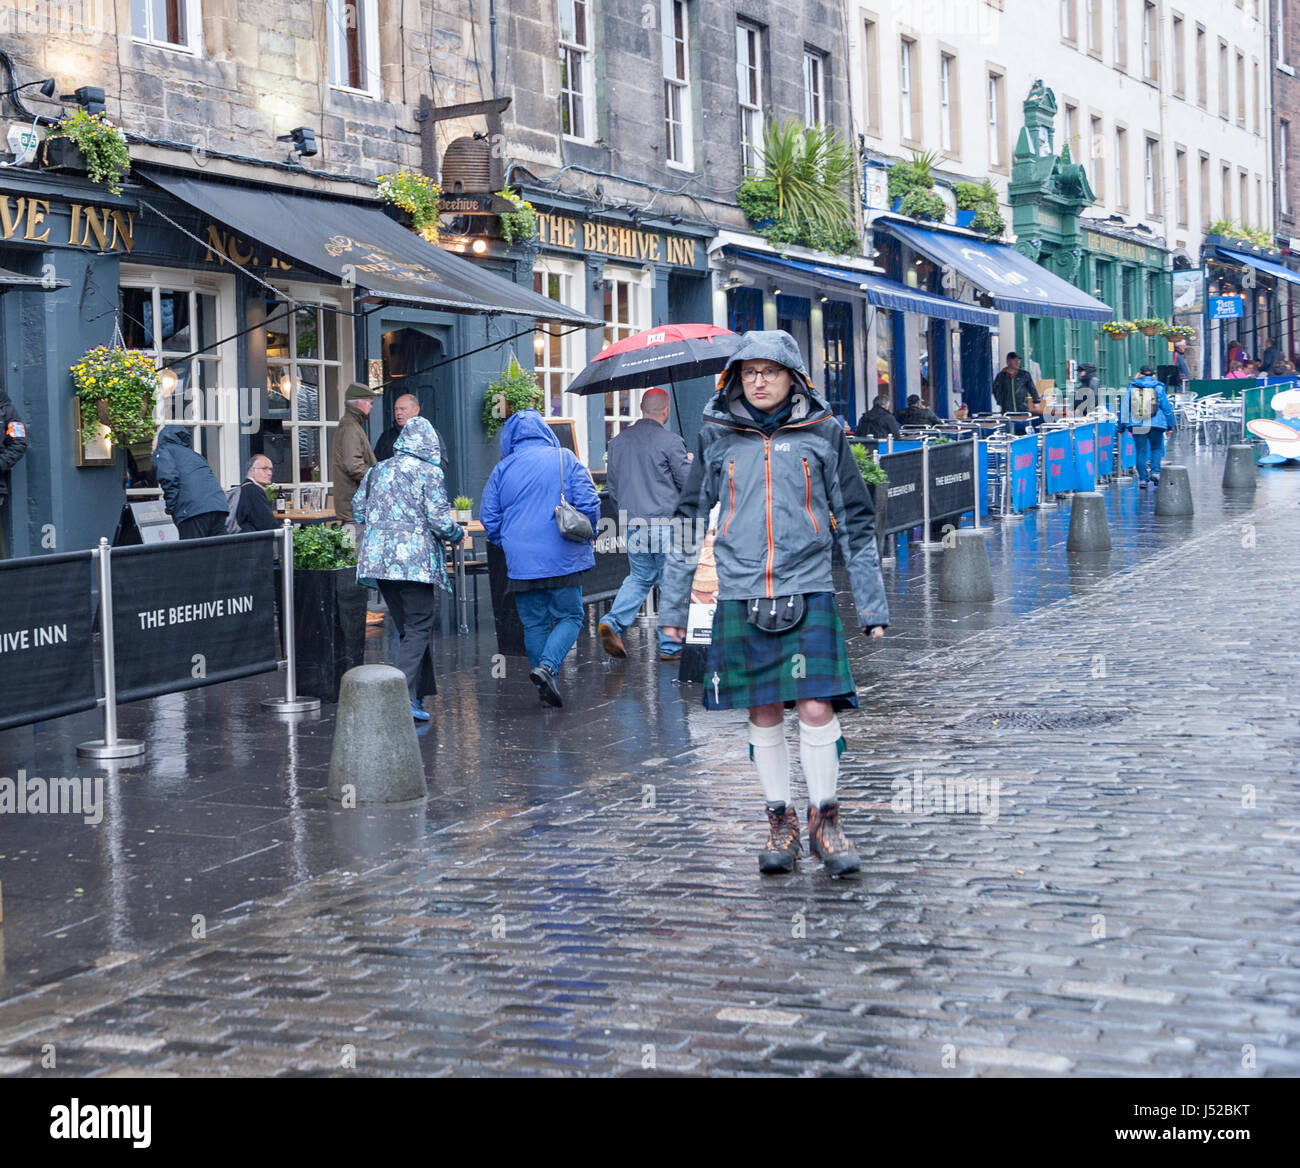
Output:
[602, 524, 679, 655]
[1132, 428, 1166, 482]
[513, 586, 584, 675]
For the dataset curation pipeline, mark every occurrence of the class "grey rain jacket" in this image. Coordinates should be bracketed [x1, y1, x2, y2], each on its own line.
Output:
[658, 330, 890, 631]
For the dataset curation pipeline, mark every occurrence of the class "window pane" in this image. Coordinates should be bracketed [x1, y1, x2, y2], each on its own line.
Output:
[158, 288, 192, 353]
[121, 286, 154, 349]
[294, 306, 319, 359]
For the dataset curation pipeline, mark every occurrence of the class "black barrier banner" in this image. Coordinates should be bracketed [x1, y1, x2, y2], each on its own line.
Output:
[928, 439, 978, 522]
[111, 532, 279, 703]
[0, 551, 97, 731]
[877, 447, 924, 535]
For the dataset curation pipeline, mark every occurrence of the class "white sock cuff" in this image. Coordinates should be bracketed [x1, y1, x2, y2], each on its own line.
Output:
[799, 716, 841, 747]
[749, 721, 787, 747]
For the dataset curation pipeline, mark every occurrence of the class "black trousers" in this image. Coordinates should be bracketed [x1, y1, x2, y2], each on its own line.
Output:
[378, 579, 438, 702]
[178, 512, 225, 540]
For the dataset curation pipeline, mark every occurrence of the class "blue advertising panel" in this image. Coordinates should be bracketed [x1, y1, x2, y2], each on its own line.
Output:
[1095, 421, 1116, 477]
[1072, 423, 1098, 491]
[1043, 429, 1075, 494]
[1009, 434, 1039, 512]
[1209, 296, 1244, 320]
[1119, 429, 1137, 470]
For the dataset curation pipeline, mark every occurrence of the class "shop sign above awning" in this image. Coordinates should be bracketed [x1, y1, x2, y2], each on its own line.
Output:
[137, 166, 600, 326]
[875, 221, 1115, 322]
[1214, 247, 1300, 289]
[725, 248, 998, 328]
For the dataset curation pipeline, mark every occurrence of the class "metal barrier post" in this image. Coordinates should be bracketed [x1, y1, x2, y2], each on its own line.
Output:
[78, 539, 145, 759]
[917, 441, 943, 549]
[263, 521, 321, 714]
[1038, 428, 1058, 509]
[971, 439, 982, 532]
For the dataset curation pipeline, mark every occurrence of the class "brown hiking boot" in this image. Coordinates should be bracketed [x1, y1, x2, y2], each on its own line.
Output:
[597, 621, 627, 659]
[758, 801, 802, 874]
[807, 800, 860, 876]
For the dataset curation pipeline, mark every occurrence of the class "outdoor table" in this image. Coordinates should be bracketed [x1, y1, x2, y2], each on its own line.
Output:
[279, 508, 337, 527]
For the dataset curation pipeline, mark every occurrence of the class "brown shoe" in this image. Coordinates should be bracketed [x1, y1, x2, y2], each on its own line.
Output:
[597, 621, 627, 659]
[758, 801, 802, 874]
[807, 800, 860, 876]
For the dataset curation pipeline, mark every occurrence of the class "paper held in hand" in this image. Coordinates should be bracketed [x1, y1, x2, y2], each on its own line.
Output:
[686, 602, 716, 645]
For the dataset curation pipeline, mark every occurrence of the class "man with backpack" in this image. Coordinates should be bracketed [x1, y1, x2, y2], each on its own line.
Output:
[1120, 365, 1176, 489]
[226, 455, 277, 534]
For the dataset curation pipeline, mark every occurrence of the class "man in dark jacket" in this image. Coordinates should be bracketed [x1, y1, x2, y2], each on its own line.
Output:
[992, 352, 1041, 415]
[330, 383, 377, 537]
[0, 387, 28, 557]
[896, 394, 941, 427]
[853, 394, 902, 440]
[154, 425, 228, 539]
[598, 388, 692, 662]
[236, 454, 277, 532]
[480, 410, 601, 708]
[374, 393, 450, 483]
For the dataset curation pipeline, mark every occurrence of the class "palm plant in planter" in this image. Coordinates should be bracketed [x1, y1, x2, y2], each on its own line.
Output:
[291, 524, 366, 701]
[482, 357, 544, 437]
[43, 109, 131, 195]
[71, 346, 159, 449]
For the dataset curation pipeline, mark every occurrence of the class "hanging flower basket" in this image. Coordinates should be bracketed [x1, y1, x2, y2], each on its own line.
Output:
[1101, 321, 1135, 340]
[376, 171, 442, 243]
[71, 346, 159, 449]
[1161, 325, 1196, 342]
[1133, 318, 1166, 337]
[43, 109, 130, 195]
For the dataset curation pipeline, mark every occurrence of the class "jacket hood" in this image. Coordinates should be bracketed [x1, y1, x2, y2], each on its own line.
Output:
[719, 330, 814, 391]
[1129, 375, 1162, 387]
[499, 409, 559, 458]
[394, 415, 441, 465]
[156, 425, 194, 450]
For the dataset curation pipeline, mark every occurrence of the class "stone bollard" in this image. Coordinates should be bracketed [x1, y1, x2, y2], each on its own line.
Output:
[1222, 444, 1258, 491]
[328, 665, 427, 804]
[1154, 464, 1194, 516]
[1066, 491, 1112, 552]
[937, 529, 994, 603]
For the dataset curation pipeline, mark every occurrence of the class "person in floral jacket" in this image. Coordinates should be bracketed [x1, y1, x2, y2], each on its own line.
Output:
[353, 415, 464, 720]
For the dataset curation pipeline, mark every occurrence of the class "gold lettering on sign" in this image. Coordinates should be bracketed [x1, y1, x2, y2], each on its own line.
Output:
[67, 203, 81, 245]
[563, 219, 575, 248]
[24, 198, 50, 242]
[203, 225, 253, 265]
[109, 210, 135, 253]
[0, 196, 25, 240]
[583, 221, 596, 251]
[533, 211, 693, 266]
[80, 206, 109, 250]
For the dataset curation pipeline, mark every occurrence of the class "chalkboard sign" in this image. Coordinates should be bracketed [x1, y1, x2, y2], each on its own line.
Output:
[112, 500, 179, 547]
[546, 418, 579, 460]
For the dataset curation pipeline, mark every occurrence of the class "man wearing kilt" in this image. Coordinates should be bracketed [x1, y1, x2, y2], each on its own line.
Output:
[660, 331, 889, 876]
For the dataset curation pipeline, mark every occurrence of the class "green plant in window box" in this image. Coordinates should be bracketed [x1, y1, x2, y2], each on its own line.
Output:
[71, 346, 159, 449]
[896, 188, 947, 222]
[292, 524, 358, 571]
[482, 356, 544, 437]
[376, 171, 442, 243]
[496, 189, 538, 244]
[45, 109, 131, 195]
[887, 150, 940, 201]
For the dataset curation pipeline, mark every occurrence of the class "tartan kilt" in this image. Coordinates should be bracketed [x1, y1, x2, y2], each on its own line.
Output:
[703, 592, 859, 711]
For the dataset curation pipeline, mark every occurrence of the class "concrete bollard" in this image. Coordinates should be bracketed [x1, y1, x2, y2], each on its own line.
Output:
[1222, 444, 1258, 491]
[1066, 491, 1112, 552]
[328, 665, 427, 804]
[937, 528, 994, 603]
[1154, 464, 1194, 516]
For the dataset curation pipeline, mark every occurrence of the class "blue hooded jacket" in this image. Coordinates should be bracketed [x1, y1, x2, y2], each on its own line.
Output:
[153, 425, 228, 523]
[480, 410, 601, 581]
[1119, 375, 1176, 432]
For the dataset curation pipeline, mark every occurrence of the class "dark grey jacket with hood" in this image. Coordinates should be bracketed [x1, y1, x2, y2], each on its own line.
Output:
[658, 330, 889, 631]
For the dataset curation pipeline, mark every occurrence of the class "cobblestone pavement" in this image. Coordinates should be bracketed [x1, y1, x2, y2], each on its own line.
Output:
[0, 447, 1298, 1076]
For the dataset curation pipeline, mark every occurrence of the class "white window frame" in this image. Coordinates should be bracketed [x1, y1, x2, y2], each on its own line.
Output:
[1090, 114, 1105, 199]
[737, 23, 764, 173]
[1281, 121, 1291, 215]
[327, 0, 380, 97]
[900, 38, 914, 142]
[1171, 14, 1186, 96]
[131, 0, 203, 54]
[1115, 127, 1128, 209]
[940, 53, 954, 152]
[1279, 0, 1291, 68]
[663, 0, 693, 169]
[602, 269, 652, 444]
[120, 266, 236, 485]
[1142, 2, 1157, 82]
[1115, 0, 1127, 70]
[988, 72, 1004, 168]
[1144, 137, 1160, 217]
[804, 50, 825, 129]
[532, 259, 590, 461]
[1086, 0, 1101, 54]
[559, 0, 596, 142]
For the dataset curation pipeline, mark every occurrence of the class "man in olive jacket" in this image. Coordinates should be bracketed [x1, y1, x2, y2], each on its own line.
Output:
[331, 382, 377, 535]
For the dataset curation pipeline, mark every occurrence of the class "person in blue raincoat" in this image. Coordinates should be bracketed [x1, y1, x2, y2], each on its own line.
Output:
[480, 409, 601, 709]
[353, 415, 463, 721]
[1119, 364, 1176, 488]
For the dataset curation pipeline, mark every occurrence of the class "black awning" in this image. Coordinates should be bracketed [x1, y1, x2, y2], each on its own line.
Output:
[0, 265, 69, 291]
[137, 167, 600, 327]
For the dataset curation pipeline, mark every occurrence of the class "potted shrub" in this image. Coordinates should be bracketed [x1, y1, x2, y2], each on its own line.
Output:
[291, 524, 366, 702]
[496, 189, 537, 244]
[42, 109, 131, 195]
[851, 445, 890, 559]
[1133, 317, 1166, 337]
[896, 188, 947, 222]
[482, 356, 544, 437]
[953, 179, 1007, 237]
[1101, 320, 1135, 340]
[887, 150, 939, 209]
[376, 170, 442, 242]
[70, 346, 159, 450]
[452, 495, 473, 523]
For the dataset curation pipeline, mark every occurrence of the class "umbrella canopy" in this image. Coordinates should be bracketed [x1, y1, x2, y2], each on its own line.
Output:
[565, 324, 739, 396]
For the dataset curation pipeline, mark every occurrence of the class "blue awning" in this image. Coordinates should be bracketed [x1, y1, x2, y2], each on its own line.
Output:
[1215, 247, 1300, 288]
[875, 221, 1115, 322]
[726, 248, 998, 327]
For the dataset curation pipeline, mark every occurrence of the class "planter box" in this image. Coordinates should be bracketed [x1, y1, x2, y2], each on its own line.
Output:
[293, 566, 368, 701]
[39, 137, 87, 174]
[954, 209, 977, 228]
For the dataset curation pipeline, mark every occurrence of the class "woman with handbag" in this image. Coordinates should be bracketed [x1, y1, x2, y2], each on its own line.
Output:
[480, 409, 602, 708]
[659, 332, 890, 876]
[352, 416, 464, 722]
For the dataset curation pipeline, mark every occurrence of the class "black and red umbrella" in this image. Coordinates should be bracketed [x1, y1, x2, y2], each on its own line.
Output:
[565, 323, 740, 431]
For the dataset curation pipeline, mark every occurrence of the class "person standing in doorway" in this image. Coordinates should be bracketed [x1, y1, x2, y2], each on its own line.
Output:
[0, 385, 28, 559]
[374, 393, 451, 482]
[1120, 365, 1176, 489]
[331, 382, 377, 542]
[598, 388, 692, 663]
[659, 331, 889, 878]
[992, 352, 1041, 416]
[154, 426, 229, 539]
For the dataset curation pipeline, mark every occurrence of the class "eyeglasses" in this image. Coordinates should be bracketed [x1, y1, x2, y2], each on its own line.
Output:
[740, 367, 787, 384]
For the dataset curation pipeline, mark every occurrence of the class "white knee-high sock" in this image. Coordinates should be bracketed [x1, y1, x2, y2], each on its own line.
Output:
[800, 717, 843, 808]
[748, 721, 791, 805]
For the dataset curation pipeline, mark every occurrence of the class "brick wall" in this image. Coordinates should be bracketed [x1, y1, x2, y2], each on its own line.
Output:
[1276, 8, 1300, 235]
